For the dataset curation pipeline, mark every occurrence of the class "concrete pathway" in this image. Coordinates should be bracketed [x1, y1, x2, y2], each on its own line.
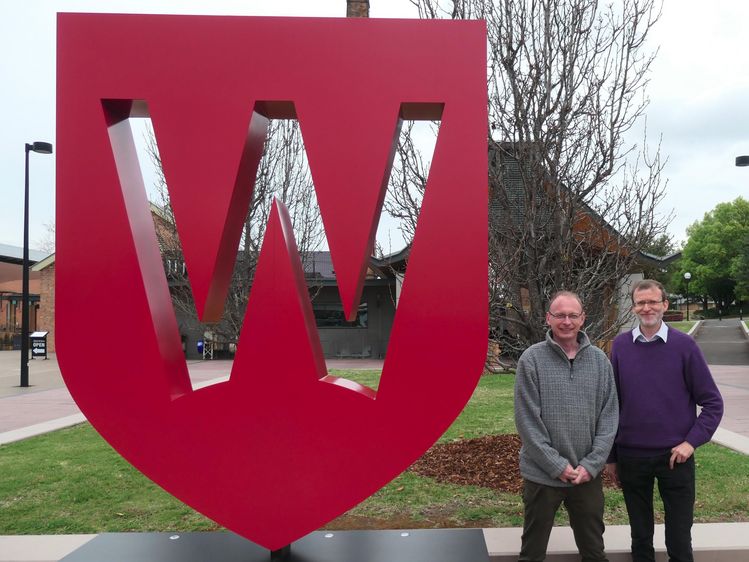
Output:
[693, 319, 749, 439]
[694, 318, 749, 365]
[0, 352, 385, 441]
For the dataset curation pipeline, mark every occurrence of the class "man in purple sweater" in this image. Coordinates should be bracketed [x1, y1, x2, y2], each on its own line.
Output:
[605, 279, 723, 562]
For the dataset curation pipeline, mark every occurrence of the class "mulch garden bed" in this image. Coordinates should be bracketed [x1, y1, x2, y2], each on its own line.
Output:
[410, 434, 616, 494]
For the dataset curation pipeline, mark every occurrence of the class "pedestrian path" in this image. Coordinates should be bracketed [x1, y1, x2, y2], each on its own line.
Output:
[0, 352, 385, 443]
[693, 319, 749, 439]
[694, 318, 749, 365]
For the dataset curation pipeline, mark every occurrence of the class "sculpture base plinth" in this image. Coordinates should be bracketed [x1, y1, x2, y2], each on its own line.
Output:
[61, 529, 489, 561]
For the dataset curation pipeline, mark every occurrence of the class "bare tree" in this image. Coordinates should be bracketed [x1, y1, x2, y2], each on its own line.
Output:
[384, 121, 433, 244]
[148, 119, 325, 345]
[35, 221, 56, 254]
[394, 0, 670, 360]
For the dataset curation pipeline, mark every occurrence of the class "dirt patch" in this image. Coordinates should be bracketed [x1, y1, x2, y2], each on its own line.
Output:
[410, 434, 525, 494]
[410, 434, 617, 494]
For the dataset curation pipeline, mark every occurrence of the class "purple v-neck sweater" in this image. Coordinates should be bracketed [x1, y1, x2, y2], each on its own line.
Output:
[609, 326, 723, 459]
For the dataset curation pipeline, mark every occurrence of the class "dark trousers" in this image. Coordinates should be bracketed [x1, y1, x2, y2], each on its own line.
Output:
[617, 454, 695, 562]
[519, 477, 608, 561]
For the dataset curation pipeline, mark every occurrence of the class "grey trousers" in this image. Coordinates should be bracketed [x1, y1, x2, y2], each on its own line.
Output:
[519, 476, 608, 562]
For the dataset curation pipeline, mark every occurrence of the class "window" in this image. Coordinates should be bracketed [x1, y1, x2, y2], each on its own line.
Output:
[313, 302, 368, 328]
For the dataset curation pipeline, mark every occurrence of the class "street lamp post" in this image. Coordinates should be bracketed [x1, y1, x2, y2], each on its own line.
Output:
[21, 141, 53, 388]
[683, 271, 691, 322]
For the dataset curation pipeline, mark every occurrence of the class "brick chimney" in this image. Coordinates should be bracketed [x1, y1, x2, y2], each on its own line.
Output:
[346, 0, 370, 18]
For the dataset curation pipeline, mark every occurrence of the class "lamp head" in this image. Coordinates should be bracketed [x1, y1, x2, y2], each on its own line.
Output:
[31, 141, 53, 154]
[684, 272, 692, 281]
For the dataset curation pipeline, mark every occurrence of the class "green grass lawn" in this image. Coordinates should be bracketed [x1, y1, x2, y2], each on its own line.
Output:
[669, 321, 697, 333]
[1, 371, 747, 534]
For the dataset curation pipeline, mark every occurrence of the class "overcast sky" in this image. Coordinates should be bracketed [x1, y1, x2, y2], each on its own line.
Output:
[2, 0, 749, 253]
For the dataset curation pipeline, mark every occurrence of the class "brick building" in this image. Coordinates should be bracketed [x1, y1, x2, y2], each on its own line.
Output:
[0, 243, 46, 350]
[31, 253, 56, 353]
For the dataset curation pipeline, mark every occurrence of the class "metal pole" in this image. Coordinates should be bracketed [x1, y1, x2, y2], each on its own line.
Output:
[685, 279, 690, 322]
[21, 144, 31, 387]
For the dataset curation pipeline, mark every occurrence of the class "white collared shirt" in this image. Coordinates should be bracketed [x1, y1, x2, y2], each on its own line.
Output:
[632, 321, 669, 343]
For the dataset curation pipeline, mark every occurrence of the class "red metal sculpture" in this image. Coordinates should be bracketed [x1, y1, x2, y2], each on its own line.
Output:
[57, 14, 487, 550]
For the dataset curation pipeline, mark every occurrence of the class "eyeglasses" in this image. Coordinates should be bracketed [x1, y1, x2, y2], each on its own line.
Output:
[633, 299, 664, 309]
[548, 312, 583, 321]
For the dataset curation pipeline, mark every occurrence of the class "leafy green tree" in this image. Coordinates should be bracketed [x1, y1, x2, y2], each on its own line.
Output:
[676, 197, 749, 310]
[733, 233, 749, 301]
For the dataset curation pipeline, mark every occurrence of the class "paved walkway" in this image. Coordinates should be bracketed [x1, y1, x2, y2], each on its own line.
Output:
[694, 318, 749, 365]
[0, 352, 385, 440]
[693, 319, 749, 438]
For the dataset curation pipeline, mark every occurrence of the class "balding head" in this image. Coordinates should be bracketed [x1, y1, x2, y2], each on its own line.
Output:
[548, 291, 584, 312]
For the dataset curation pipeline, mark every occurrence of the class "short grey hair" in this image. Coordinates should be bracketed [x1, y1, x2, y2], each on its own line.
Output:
[630, 279, 667, 303]
[548, 291, 584, 312]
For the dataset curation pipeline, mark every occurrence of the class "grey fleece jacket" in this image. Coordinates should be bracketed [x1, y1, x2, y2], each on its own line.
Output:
[514, 330, 618, 487]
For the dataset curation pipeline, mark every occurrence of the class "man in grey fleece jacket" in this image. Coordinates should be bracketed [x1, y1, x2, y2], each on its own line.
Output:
[514, 291, 618, 561]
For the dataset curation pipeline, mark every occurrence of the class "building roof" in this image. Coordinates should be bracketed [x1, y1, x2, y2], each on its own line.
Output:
[490, 143, 678, 270]
[0, 244, 45, 289]
[0, 243, 48, 265]
[31, 252, 56, 272]
[636, 250, 681, 268]
[304, 251, 394, 282]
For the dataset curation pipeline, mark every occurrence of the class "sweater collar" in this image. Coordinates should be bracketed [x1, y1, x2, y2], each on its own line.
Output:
[545, 329, 591, 360]
[632, 321, 669, 343]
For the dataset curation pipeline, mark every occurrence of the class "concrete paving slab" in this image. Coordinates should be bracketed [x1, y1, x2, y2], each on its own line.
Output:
[0, 387, 80, 434]
[0, 354, 384, 433]
[484, 522, 749, 561]
[0, 535, 96, 562]
[695, 319, 749, 365]
[0, 352, 67, 398]
[0, 414, 86, 446]
[712, 426, 749, 454]
[4, 524, 749, 562]
[710, 365, 749, 436]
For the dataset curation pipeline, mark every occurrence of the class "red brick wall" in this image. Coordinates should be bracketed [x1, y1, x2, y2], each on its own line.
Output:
[37, 263, 56, 353]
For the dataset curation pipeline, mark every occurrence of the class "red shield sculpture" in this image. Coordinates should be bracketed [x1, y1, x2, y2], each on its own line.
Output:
[57, 14, 487, 550]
